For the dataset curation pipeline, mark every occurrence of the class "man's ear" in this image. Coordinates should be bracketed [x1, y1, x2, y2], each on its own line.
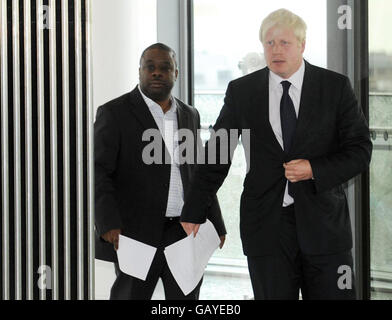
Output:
[175, 69, 179, 81]
[301, 40, 306, 53]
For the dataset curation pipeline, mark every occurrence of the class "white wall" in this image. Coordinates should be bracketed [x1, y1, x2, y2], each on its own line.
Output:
[92, 0, 157, 112]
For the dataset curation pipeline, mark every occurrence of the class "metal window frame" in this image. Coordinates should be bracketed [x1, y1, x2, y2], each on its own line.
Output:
[347, 0, 370, 300]
[180, 0, 194, 106]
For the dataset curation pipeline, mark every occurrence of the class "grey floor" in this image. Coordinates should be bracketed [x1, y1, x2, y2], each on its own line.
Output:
[95, 259, 253, 300]
[95, 259, 392, 300]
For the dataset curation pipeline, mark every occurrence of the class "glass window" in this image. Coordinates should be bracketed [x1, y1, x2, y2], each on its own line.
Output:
[369, 0, 392, 300]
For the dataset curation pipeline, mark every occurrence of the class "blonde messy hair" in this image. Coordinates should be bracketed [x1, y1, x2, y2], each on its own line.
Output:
[259, 9, 307, 44]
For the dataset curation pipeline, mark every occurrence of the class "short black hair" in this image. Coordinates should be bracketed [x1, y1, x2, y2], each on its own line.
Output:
[139, 43, 178, 68]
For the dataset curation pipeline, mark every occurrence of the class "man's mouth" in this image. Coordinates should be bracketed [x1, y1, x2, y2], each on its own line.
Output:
[150, 81, 165, 88]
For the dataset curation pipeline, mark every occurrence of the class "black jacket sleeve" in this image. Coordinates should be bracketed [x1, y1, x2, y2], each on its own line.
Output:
[193, 109, 227, 236]
[309, 77, 373, 193]
[94, 105, 123, 236]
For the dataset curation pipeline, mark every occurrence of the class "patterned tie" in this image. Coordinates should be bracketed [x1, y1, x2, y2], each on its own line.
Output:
[280, 81, 297, 197]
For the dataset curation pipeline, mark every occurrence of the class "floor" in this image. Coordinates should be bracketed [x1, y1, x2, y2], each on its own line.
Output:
[95, 259, 392, 300]
[95, 259, 254, 300]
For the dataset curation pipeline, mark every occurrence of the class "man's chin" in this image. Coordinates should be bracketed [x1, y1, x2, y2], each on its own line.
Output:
[270, 67, 289, 79]
[145, 89, 170, 102]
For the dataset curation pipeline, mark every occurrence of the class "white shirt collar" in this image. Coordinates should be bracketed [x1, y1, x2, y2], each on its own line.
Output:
[269, 59, 305, 91]
[138, 85, 177, 114]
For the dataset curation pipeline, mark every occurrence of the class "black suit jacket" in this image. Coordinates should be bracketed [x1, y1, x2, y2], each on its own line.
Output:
[94, 86, 226, 262]
[181, 61, 372, 256]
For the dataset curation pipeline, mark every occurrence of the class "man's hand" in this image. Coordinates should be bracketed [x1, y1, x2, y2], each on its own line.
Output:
[283, 159, 313, 183]
[181, 222, 200, 237]
[219, 235, 226, 249]
[101, 229, 121, 250]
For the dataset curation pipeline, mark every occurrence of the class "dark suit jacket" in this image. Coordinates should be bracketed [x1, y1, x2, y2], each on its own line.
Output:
[181, 61, 372, 256]
[94, 86, 226, 262]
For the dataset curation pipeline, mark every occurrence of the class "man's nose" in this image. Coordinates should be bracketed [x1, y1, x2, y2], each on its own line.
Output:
[272, 43, 283, 53]
[152, 70, 163, 77]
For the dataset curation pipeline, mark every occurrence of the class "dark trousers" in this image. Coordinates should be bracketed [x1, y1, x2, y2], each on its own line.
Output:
[247, 206, 356, 300]
[110, 218, 202, 300]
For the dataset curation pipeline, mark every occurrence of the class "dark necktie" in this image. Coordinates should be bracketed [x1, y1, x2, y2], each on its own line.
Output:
[280, 80, 297, 197]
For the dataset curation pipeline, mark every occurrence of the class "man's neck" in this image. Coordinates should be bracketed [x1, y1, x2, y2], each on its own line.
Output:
[138, 86, 173, 113]
[157, 99, 172, 113]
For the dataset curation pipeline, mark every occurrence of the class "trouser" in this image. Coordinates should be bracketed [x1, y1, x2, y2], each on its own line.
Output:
[110, 217, 202, 300]
[247, 205, 356, 300]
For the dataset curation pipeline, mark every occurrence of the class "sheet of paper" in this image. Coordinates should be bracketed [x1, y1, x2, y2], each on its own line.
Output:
[116, 234, 157, 281]
[164, 219, 221, 295]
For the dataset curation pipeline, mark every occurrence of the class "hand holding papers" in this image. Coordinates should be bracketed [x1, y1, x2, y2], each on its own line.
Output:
[115, 219, 220, 295]
[164, 219, 221, 296]
[116, 235, 157, 281]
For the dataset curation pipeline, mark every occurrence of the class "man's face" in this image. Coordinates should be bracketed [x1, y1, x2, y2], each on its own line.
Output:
[139, 48, 178, 102]
[263, 26, 305, 79]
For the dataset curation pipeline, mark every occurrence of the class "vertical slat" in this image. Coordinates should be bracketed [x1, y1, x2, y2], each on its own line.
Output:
[49, 0, 59, 300]
[85, 0, 95, 300]
[12, 0, 22, 300]
[1, 0, 10, 301]
[3, 0, 93, 300]
[75, 0, 84, 300]
[61, 0, 71, 300]
[37, 0, 46, 300]
[24, 0, 34, 301]
[2, 0, 93, 300]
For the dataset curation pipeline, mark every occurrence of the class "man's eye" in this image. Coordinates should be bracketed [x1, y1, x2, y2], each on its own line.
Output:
[267, 41, 274, 46]
[147, 65, 154, 71]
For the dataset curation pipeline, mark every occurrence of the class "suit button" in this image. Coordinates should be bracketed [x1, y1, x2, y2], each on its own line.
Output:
[164, 183, 169, 188]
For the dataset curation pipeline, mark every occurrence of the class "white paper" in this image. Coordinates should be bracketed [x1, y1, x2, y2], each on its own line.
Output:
[116, 234, 157, 281]
[164, 219, 221, 295]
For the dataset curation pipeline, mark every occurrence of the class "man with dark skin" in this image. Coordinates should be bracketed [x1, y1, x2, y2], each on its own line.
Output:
[100, 47, 180, 249]
[94, 43, 226, 300]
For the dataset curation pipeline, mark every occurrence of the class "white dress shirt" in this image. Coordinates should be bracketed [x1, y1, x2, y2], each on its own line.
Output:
[138, 85, 184, 217]
[268, 60, 305, 207]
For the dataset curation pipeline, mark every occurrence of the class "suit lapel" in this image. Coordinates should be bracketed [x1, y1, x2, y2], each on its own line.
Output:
[128, 86, 173, 170]
[250, 68, 285, 154]
[175, 99, 191, 194]
[176, 99, 189, 132]
[127, 86, 160, 131]
[291, 61, 320, 153]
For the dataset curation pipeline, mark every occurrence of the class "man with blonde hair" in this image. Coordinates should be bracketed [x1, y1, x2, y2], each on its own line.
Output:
[181, 9, 372, 300]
